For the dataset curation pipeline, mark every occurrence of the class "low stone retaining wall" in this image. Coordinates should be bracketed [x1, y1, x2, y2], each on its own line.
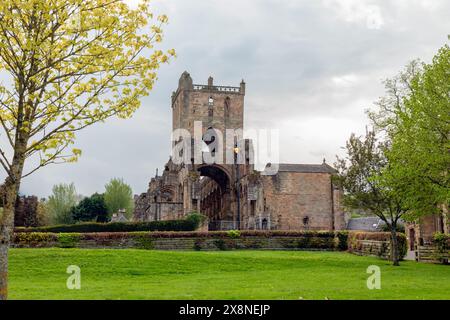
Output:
[349, 239, 391, 259]
[12, 231, 340, 251]
[416, 245, 449, 264]
[12, 230, 416, 263]
[347, 231, 407, 260]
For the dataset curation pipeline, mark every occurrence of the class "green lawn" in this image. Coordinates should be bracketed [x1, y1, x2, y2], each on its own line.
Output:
[8, 248, 450, 300]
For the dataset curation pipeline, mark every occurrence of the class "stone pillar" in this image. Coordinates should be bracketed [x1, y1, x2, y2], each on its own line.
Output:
[442, 203, 449, 234]
[332, 187, 346, 230]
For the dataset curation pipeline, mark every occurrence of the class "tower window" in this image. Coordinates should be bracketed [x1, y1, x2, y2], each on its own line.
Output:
[208, 97, 214, 117]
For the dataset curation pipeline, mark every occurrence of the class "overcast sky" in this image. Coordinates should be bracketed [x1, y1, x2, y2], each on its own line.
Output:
[8, 0, 450, 198]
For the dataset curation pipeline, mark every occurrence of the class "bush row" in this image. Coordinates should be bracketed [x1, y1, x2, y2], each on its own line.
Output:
[13, 231, 340, 250]
[14, 213, 204, 233]
[12, 230, 349, 250]
[433, 233, 450, 263]
[12, 229, 407, 257]
[14, 230, 340, 239]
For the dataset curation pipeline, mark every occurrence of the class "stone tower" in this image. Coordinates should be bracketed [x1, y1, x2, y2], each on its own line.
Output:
[171, 71, 246, 135]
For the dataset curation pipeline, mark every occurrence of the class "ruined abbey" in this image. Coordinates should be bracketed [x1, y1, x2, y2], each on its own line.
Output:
[133, 72, 346, 231]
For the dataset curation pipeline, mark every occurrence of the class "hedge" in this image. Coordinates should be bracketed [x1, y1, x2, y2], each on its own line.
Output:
[14, 213, 204, 233]
[12, 230, 340, 250]
[433, 233, 450, 263]
[12, 229, 409, 258]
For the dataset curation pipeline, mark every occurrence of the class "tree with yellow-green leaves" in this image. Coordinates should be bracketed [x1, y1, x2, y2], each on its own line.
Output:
[0, 0, 175, 299]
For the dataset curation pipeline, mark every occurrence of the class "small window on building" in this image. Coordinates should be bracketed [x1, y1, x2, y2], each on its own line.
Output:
[208, 97, 214, 117]
[262, 218, 268, 230]
[303, 216, 309, 226]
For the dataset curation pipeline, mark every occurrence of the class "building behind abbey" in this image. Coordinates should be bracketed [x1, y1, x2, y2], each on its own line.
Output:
[134, 72, 346, 231]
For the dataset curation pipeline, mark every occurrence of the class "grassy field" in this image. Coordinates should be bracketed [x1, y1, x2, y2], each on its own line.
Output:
[8, 248, 450, 300]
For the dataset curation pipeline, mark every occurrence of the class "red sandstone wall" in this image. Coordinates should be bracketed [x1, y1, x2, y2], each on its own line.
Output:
[262, 172, 334, 230]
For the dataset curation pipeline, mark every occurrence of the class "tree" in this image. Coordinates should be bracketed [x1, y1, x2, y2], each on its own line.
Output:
[46, 183, 78, 224]
[104, 178, 133, 218]
[71, 192, 108, 222]
[369, 45, 450, 225]
[36, 198, 50, 226]
[0, 0, 173, 299]
[14, 195, 38, 227]
[334, 130, 407, 266]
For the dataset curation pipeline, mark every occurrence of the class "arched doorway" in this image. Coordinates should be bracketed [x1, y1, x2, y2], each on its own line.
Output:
[195, 165, 234, 230]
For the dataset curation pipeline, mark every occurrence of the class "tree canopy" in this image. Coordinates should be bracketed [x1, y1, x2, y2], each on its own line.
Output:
[46, 182, 78, 224]
[71, 192, 108, 222]
[369, 45, 450, 220]
[104, 178, 133, 217]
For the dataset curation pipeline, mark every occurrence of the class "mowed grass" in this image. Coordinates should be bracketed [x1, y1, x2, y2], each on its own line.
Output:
[8, 248, 450, 300]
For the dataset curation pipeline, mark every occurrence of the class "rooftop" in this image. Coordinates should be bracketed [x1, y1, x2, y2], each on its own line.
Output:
[267, 163, 337, 174]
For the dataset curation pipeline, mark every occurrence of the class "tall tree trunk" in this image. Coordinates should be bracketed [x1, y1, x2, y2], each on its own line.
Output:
[390, 227, 400, 266]
[0, 179, 19, 300]
[0, 138, 27, 300]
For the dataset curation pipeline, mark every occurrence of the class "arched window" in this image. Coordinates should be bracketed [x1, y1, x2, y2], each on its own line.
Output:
[208, 97, 214, 117]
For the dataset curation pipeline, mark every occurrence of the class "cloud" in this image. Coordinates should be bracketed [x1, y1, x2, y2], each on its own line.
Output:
[322, 0, 384, 29]
[2, 0, 448, 198]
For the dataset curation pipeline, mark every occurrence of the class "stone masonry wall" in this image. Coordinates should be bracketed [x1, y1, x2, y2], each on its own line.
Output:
[262, 172, 334, 230]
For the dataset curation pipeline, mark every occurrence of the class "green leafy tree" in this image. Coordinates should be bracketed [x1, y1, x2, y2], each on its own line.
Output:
[334, 130, 407, 266]
[71, 193, 108, 223]
[36, 199, 50, 226]
[0, 0, 174, 299]
[369, 45, 450, 225]
[104, 178, 134, 218]
[47, 183, 78, 225]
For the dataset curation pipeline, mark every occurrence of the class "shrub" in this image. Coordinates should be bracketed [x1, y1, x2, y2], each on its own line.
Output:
[185, 213, 206, 228]
[135, 234, 154, 250]
[15, 215, 202, 233]
[335, 231, 349, 250]
[214, 239, 227, 250]
[397, 234, 407, 259]
[433, 232, 449, 264]
[57, 233, 81, 248]
[193, 239, 204, 251]
[227, 230, 241, 239]
[14, 232, 57, 244]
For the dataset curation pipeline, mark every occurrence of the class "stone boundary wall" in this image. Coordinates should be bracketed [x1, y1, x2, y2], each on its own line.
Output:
[12, 230, 416, 263]
[416, 245, 449, 264]
[347, 231, 407, 260]
[12, 231, 339, 251]
[349, 239, 391, 259]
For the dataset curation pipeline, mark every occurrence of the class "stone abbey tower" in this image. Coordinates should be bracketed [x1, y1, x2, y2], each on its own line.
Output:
[134, 72, 346, 231]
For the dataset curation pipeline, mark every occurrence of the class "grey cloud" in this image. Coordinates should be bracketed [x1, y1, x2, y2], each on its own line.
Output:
[5, 0, 448, 197]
